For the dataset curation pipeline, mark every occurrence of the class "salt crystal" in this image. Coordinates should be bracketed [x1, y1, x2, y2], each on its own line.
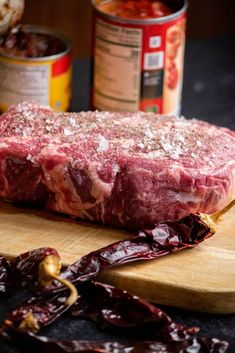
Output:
[138, 142, 145, 149]
[162, 142, 172, 152]
[22, 127, 32, 137]
[170, 150, 180, 160]
[64, 128, 73, 136]
[69, 117, 79, 127]
[112, 163, 120, 174]
[97, 135, 109, 153]
[26, 154, 33, 161]
[90, 123, 97, 129]
[148, 151, 162, 159]
[177, 135, 185, 143]
[144, 128, 155, 139]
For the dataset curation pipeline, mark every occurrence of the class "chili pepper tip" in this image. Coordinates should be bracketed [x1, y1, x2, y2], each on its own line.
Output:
[3, 320, 13, 327]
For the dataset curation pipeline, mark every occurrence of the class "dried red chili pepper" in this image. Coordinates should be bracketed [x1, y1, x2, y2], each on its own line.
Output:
[0, 256, 10, 295]
[10, 247, 61, 290]
[72, 281, 198, 343]
[3, 290, 72, 333]
[1, 248, 76, 331]
[15, 247, 78, 305]
[1, 247, 78, 303]
[0, 247, 62, 295]
[1, 328, 229, 353]
[3, 279, 197, 342]
[46, 213, 214, 294]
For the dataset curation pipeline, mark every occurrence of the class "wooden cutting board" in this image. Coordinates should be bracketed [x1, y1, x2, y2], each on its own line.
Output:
[0, 201, 235, 314]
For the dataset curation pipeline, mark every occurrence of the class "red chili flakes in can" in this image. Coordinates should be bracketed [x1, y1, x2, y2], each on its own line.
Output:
[91, 0, 187, 115]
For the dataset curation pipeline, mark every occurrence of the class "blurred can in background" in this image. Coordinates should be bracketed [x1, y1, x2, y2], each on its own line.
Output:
[91, 0, 187, 115]
[0, 25, 71, 112]
[0, 0, 24, 35]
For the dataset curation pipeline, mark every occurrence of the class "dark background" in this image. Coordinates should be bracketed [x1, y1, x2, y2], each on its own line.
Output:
[21, 0, 235, 126]
[22, 0, 235, 58]
[0, 1, 235, 352]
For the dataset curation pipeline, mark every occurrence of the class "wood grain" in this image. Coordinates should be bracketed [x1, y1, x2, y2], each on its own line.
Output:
[0, 201, 235, 314]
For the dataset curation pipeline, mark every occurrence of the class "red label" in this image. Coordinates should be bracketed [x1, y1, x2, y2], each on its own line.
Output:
[140, 13, 186, 114]
[140, 97, 162, 113]
[52, 54, 71, 77]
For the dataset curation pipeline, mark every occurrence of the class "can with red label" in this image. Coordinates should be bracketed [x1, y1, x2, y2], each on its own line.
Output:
[91, 0, 187, 115]
[0, 25, 71, 112]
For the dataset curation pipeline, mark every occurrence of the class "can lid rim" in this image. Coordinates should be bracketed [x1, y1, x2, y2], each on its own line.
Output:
[92, 0, 188, 25]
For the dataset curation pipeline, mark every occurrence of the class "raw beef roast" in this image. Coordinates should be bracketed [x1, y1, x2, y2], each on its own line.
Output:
[0, 102, 235, 229]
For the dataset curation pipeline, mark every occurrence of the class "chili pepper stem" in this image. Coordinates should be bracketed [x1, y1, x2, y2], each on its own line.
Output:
[50, 273, 79, 306]
[199, 214, 216, 234]
[38, 255, 61, 287]
[200, 199, 235, 232]
[210, 199, 235, 223]
[38, 255, 78, 306]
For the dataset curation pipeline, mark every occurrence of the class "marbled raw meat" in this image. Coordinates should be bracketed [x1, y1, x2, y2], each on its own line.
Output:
[0, 102, 235, 229]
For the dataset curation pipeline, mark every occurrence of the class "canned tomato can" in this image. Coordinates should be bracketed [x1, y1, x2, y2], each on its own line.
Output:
[0, 25, 72, 112]
[91, 0, 187, 115]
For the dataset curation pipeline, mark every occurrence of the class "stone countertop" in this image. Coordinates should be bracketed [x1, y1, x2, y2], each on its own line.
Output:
[0, 37, 235, 352]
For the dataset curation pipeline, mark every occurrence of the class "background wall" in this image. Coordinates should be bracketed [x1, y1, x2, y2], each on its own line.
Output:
[22, 0, 235, 58]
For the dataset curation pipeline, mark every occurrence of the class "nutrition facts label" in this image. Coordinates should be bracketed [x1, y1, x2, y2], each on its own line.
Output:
[0, 59, 49, 109]
[94, 18, 142, 112]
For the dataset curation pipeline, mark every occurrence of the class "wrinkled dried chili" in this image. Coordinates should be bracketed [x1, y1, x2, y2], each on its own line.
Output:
[2, 328, 229, 353]
[0, 247, 61, 295]
[10, 247, 61, 291]
[0, 256, 10, 295]
[46, 213, 214, 293]
[4, 291, 71, 333]
[72, 281, 198, 342]
[3, 280, 197, 341]
[0, 247, 78, 303]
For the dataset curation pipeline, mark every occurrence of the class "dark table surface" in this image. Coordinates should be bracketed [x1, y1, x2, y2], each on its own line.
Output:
[0, 37, 235, 352]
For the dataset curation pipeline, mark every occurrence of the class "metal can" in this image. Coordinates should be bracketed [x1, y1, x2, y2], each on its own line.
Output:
[0, 25, 71, 112]
[91, 0, 187, 115]
[0, 0, 25, 35]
